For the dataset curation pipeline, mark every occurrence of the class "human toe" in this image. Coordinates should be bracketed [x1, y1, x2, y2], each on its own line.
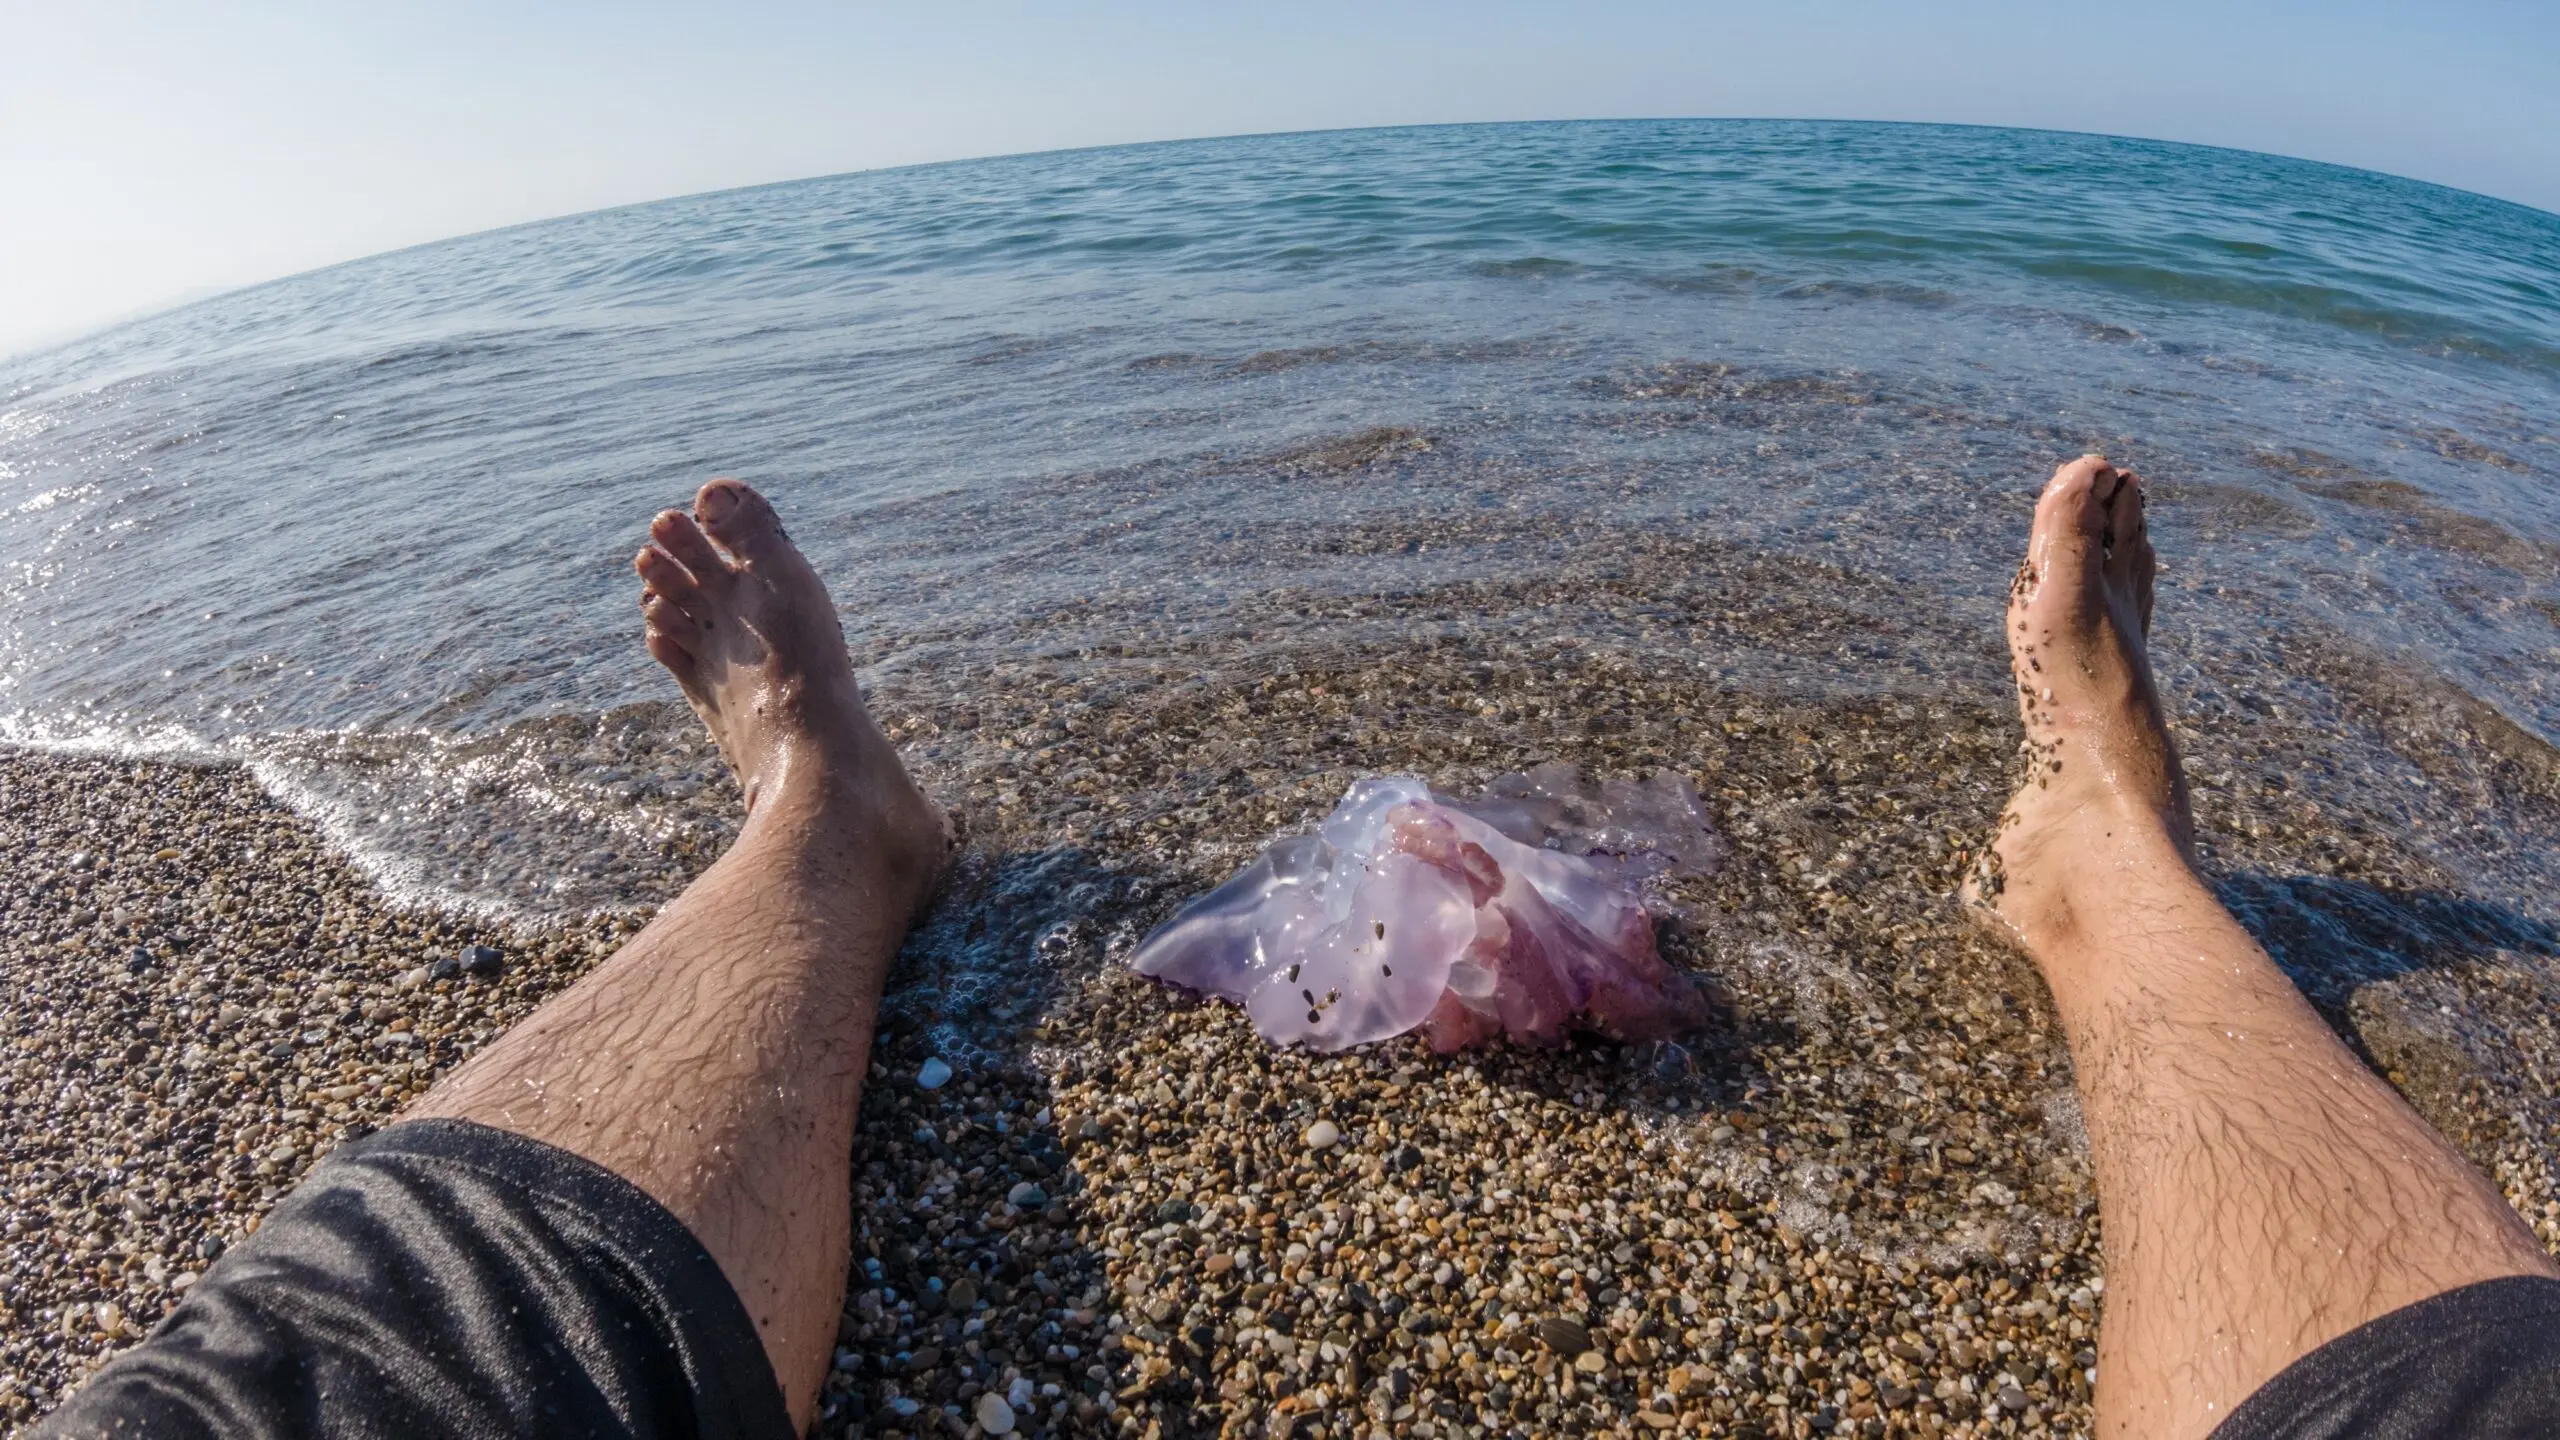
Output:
[634, 546, 706, 613]
[645, 623, 701, 679]
[642, 590, 712, 690]
[694, 477, 794, 565]
[2102, 468, 2147, 568]
[642, 590, 703, 652]
[650, 509, 731, 587]
[2020, 456, 2114, 606]
[2035, 455, 2116, 533]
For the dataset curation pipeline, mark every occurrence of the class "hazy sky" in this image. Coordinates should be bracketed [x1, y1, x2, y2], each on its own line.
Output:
[5, 0, 2555, 359]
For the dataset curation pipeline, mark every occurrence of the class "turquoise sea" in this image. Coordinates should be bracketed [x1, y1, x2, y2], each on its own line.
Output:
[2, 120, 2556, 918]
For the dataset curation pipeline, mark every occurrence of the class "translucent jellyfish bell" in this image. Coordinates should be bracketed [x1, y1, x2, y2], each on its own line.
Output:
[1130, 769, 1724, 1052]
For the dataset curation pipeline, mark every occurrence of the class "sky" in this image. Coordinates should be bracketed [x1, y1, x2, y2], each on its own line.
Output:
[3, 0, 2556, 360]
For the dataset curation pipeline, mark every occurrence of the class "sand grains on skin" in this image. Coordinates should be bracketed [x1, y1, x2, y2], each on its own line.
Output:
[1973, 456, 2192, 950]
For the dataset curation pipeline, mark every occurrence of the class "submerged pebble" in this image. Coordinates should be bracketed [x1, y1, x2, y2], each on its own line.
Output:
[914, 1057, 952, 1090]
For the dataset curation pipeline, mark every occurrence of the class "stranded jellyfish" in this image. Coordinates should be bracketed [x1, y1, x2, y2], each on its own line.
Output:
[1130, 764, 1725, 1051]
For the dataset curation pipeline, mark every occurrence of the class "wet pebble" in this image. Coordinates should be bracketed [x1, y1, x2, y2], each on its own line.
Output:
[18, 586, 2560, 1440]
[0, 751, 636, 1430]
[1536, 1316, 1592, 1355]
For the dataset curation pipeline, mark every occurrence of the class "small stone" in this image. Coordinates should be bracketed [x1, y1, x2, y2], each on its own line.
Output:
[1999, 1385, 2031, 1413]
[1573, 1350, 1608, 1375]
[976, 1393, 1017, 1434]
[1205, 1253, 1235, 1275]
[1303, 1119, 1340, 1150]
[393, 967, 431, 992]
[426, 957, 461, 982]
[1006, 1375, 1036, 1410]
[1007, 1181, 1048, 1209]
[915, 1057, 953, 1090]
[947, 1277, 979, 1310]
[1637, 1411, 1677, 1431]
[1535, 1317, 1591, 1354]
[458, 944, 503, 978]
[125, 947, 153, 974]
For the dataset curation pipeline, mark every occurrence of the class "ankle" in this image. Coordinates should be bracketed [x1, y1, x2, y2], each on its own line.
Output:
[748, 753, 946, 893]
[1995, 805, 2199, 957]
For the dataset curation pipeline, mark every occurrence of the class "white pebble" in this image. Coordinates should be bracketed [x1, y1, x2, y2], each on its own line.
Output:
[976, 1392, 1016, 1434]
[915, 1057, 953, 1090]
[1303, 1119, 1340, 1149]
[1007, 1375, 1036, 1409]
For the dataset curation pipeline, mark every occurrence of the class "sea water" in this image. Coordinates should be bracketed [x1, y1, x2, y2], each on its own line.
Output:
[2, 120, 2556, 922]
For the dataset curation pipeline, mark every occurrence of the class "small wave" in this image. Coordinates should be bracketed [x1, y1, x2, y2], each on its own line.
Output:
[1469, 256, 1581, 280]
[237, 707, 739, 924]
[4, 705, 741, 926]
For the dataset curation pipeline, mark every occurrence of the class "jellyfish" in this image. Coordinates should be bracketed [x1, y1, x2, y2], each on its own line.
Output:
[1129, 765, 1724, 1051]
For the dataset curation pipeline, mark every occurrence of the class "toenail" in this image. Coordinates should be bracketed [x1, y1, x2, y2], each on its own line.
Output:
[698, 485, 739, 522]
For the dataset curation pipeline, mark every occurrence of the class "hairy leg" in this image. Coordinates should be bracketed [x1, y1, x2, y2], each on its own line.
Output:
[409, 478, 946, 1430]
[1974, 457, 2556, 1439]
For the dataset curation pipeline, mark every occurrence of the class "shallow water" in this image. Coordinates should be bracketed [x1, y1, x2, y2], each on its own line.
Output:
[2, 119, 2557, 929]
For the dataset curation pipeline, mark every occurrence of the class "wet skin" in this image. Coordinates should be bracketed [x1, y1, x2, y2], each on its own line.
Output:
[1973, 457, 2556, 1438]
[405, 459, 2558, 1435]
[413, 478, 945, 1429]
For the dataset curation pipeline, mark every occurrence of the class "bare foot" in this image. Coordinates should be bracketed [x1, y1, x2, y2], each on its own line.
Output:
[1971, 456, 2194, 951]
[635, 477, 946, 903]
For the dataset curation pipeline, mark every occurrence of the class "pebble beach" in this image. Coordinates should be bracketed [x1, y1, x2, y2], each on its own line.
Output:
[10, 554, 2560, 1438]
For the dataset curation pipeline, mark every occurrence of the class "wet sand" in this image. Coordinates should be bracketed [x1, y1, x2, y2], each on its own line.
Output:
[7, 567, 2560, 1438]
